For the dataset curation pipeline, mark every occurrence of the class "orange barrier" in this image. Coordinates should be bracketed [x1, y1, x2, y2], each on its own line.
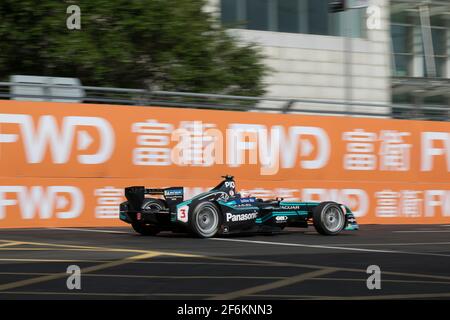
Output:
[0, 100, 449, 227]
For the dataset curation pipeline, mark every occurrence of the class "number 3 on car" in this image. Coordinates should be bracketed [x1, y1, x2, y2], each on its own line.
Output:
[177, 206, 189, 223]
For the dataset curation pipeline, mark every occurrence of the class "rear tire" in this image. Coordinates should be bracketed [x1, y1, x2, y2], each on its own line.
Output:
[312, 202, 345, 235]
[189, 202, 221, 238]
[131, 198, 165, 236]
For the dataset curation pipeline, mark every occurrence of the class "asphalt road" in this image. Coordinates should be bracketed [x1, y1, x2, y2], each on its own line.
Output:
[0, 224, 450, 300]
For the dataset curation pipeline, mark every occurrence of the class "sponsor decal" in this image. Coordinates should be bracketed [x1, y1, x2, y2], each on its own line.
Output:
[165, 189, 183, 196]
[226, 212, 257, 222]
[0, 113, 114, 165]
[225, 181, 235, 188]
[0, 185, 83, 220]
[275, 215, 288, 222]
[234, 203, 253, 208]
[281, 205, 300, 209]
[239, 197, 256, 203]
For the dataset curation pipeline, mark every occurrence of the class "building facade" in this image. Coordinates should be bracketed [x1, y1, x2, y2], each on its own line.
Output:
[208, 0, 450, 118]
[390, 0, 450, 119]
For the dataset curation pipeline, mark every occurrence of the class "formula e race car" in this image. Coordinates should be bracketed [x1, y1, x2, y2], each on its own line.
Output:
[119, 175, 359, 238]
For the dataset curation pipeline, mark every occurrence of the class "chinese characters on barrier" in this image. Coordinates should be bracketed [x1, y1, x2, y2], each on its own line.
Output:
[343, 129, 410, 171]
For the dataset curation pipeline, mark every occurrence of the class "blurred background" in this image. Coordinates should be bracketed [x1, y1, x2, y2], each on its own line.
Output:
[1, 0, 450, 120]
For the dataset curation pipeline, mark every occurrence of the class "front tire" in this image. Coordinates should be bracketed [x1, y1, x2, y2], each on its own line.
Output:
[312, 202, 345, 235]
[189, 202, 221, 238]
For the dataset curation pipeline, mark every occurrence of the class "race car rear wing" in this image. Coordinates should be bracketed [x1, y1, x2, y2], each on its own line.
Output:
[144, 188, 165, 195]
[124, 186, 184, 212]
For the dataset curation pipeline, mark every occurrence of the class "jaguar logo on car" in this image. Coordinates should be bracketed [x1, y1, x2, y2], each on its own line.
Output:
[281, 205, 300, 209]
[275, 215, 288, 222]
[226, 212, 257, 222]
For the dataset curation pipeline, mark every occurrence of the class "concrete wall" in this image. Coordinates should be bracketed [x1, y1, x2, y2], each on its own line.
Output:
[208, 0, 392, 114]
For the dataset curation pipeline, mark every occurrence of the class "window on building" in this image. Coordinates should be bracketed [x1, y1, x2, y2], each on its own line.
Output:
[391, 8, 448, 79]
[391, 11, 410, 24]
[308, 0, 329, 35]
[277, 0, 300, 33]
[220, 0, 365, 38]
[221, 0, 238, 25]
[421, 28, 447, 78]
[393, 93, 413, 104]
[246, 0, 270, 31]
[431, 28, 447, 78]
[430, 14, 447, 27]
[329, 7, 366, 38]
[424, 95, 448, 105]
[391, 24, 413, 76]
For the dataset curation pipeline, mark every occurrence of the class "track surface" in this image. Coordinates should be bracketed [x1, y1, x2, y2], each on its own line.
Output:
[0, 224, 450, 300]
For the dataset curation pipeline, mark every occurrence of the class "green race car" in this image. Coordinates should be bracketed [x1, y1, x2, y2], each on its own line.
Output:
[120, 175, 359, 238]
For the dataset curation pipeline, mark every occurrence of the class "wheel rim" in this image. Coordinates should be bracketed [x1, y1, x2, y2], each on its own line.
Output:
[196, 204, 219, 236]
[322, 206, 344, 232]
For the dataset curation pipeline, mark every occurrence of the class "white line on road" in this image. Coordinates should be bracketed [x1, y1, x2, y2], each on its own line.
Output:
[47, 228, 131, 234]
[0, 291, 209, 298]
[393, 230, 450, 233]
[210, 238, 396, 253]
[211, 238, 450, 258]
[0, 251, 160, 291]
[328, 242, 450, 247]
